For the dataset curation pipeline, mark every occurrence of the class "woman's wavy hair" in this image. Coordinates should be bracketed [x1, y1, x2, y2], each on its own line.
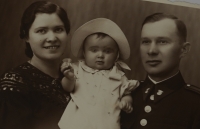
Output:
[19, 1, 70, 58]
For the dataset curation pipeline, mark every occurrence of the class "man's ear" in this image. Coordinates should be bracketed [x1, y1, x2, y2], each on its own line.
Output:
[180, 42, 190, 58]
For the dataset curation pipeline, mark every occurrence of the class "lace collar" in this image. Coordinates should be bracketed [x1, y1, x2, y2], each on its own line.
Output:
[78, 60, 131, 80]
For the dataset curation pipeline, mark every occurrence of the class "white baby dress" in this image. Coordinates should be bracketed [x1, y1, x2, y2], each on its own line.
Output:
[59, 60, 139, 129]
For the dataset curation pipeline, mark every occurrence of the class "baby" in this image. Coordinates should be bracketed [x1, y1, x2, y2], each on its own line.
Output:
[58, 18, 139, 129]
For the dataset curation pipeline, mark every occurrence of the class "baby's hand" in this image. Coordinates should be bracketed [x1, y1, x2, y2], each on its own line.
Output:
[61, 58, 74, 81]
[119, 100, 133, 113]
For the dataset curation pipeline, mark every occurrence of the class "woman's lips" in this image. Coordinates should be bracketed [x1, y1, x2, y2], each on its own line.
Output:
[44, 45, 60, 49]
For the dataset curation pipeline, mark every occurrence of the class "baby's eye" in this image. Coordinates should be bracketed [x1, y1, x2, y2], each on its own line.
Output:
[55, 28, 64, 33]
[37, 29, 47, 34]
[104, 50, 111, 53]
[91, 49, 97, 52]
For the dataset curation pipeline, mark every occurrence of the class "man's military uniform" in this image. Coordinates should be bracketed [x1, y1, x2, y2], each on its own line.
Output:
[121, 72, 200, 129]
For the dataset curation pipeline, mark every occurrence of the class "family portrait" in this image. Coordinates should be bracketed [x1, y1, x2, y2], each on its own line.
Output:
[0, 0, 200, 129]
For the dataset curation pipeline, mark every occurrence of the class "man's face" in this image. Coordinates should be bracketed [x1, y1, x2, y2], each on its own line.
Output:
[140, 19, 183, 81]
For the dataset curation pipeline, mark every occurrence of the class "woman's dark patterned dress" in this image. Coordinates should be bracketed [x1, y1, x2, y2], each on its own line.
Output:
[0, 62, 71, 129]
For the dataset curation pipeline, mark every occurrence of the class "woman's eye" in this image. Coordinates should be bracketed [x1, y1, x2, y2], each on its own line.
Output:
[37, 29, 46, 34]
[55, 28, 64, 33]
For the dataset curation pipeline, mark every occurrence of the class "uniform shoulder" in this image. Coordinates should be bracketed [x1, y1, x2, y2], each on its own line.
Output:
[139, 80, 145, 83]
[184, 83, 200, 95]
[138, 80, 145, 85]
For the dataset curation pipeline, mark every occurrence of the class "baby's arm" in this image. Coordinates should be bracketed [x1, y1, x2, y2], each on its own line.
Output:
[119, 77, 140, 113]
[120, 95, 133, 113]
[61, 58, 75, 92]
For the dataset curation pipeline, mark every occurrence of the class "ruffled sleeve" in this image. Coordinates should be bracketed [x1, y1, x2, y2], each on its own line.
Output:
[120, 76, 140, 98]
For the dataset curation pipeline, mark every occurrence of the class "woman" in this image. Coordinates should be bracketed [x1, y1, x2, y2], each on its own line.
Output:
[0, 1, 71, 129]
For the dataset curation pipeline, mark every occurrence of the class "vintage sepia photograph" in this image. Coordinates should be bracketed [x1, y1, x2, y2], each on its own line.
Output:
[0, 0, 200, 128]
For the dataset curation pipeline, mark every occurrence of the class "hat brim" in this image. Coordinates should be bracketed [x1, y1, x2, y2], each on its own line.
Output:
[71, 18, 130, 60]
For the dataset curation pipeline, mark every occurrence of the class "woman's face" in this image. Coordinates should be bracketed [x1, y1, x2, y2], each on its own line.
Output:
[26, 13, 68, 61]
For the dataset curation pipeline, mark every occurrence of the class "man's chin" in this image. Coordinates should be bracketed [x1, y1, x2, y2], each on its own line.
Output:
[144, 67, 161, 75]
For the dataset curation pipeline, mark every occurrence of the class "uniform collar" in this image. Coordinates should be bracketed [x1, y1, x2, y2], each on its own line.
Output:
[148, 71, 179, 84]
[142, 72, 185, 103]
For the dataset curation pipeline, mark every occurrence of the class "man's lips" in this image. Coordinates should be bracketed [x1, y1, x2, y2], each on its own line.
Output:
[146, 60, 161, 66]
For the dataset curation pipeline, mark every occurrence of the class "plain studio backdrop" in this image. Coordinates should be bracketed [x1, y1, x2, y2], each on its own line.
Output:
[0, 0, 200, 87]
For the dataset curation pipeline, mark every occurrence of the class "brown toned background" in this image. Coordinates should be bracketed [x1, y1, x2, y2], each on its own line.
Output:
[0, 0, 200, 86]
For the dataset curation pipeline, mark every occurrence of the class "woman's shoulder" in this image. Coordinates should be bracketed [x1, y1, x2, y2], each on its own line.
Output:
[0, 62, 33, 93]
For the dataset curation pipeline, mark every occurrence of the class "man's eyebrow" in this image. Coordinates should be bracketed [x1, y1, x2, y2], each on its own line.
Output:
[88, 46, 98, 49]
[141, 37, 150, 40]
[157, 36, 168, 39]
[156, 37, 171, 40]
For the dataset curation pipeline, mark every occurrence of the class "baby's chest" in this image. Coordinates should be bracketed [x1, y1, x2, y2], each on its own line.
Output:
[75, 72, 121, 103]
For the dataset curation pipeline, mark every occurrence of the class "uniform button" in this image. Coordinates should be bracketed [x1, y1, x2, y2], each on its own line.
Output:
[144, 105, 151, 113]
[140, 119, 147, 126]
[157, 90, 163, 95]
[150, 95, 154, 100]
[145, 88, 150, 93]
[187, 84, 190, 87]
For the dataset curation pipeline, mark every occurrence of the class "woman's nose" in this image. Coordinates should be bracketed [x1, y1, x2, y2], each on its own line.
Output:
[46, 31, 57, 43]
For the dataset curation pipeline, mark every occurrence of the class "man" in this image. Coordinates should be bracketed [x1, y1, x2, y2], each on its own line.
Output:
[121, 13, 200, 129]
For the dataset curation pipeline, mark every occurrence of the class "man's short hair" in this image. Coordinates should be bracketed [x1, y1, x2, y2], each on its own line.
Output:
[142, 13, 187, 43]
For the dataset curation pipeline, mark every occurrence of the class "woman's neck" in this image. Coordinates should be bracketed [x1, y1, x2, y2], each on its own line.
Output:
[30, 56, 61, 78]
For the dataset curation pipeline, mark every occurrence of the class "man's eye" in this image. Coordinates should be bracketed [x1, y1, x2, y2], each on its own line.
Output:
[158, 40, 168, 44]
[141, 40, 150, 44]
[37, 29, 46, 34]
[55, 28, 64, 33]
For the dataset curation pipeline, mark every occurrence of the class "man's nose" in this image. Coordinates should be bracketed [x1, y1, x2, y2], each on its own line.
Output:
[148, 42, 158, 56]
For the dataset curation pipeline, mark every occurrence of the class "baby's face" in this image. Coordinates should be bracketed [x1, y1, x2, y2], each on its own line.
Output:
[83, 34, 118, 70]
